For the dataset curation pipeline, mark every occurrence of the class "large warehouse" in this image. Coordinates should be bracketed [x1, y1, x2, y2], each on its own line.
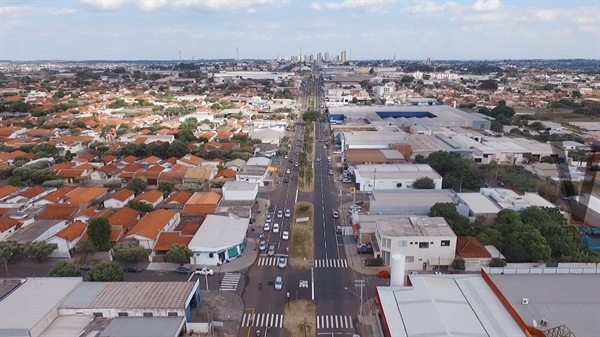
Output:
[0, 278, 201, 337]
[328, 105, 492, 130]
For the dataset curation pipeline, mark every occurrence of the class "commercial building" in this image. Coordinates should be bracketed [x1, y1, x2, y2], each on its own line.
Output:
[357, 215, 457, 269]
[457, 188, 556, 221]
[188, 214, 249, 265]
[376, 273, 524, 337]
[235, 157, 271, 186]
[328, 105, 491, 130]
[368, 189, 469, 216]
[344, 149, 406, 165]
[352, 164, 443, 191]
[0, 278, 200, 337]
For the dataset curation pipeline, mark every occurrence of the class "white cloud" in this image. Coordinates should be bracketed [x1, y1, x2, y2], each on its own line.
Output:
[400, 1, 463, 16]
[191, 33, 205, 39]
[49, 8, 77, 15]
[138, 0, 169, 11]
[0, 6, 33, 15]
[530, 9, 559, 22]
[550, 29, 571, 38]
[472, 0, 501, 12]
[81, 0, 128, 10]
[311, 0, 396, 12]
[159, 26, 188, 34]
[4, 17, 25, 29]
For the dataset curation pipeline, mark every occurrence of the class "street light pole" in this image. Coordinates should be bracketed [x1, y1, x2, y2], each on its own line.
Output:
[286, 291, 290, 308]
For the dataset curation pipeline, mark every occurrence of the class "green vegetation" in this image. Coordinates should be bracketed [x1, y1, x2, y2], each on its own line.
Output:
[112, 242, 145, 262]
[290, 202, 315, 269]
[429, 203, 599, 263]
[425, 151, 484, 191]
[86, 262, 125, 282]
[412, 176, 436, 189]
[165, 244, 193, 264]
[87, 218, 112, 251]
[49, 261, 82, 277]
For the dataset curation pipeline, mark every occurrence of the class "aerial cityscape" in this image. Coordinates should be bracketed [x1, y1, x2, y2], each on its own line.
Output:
[1, 1, 600, 337]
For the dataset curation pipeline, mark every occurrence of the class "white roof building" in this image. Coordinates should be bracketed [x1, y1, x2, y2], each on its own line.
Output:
[353, 164, 443, 191]
[188, 214, 249, 266]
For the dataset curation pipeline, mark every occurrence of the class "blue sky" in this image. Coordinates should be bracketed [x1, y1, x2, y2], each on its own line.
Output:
[0, 0, 598, 60]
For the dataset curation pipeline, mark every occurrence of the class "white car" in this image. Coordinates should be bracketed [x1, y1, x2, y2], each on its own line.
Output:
[284, 209, 291, 218]
[278, 257, 287, 268]
[194, 267, 214, 275]
[285, 169, 291, 174]
[273, 223, 280, 233]
[274, 276, 283, 290]
[276, 210, 284, 218]
[263, 223, 271, 231]
[265, 215, 272, 223]
[282, 231, 289, 240]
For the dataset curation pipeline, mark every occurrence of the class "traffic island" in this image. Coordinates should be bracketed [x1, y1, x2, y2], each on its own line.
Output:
[289, 202, 315, 269]
[283, 300, 317, 337]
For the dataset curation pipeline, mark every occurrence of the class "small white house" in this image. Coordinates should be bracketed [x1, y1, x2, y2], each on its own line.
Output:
[188, 214, 249, 266]
[103, 189, 136, 208]
[124, 210, 180, 250]
[47, 221, 87, 258]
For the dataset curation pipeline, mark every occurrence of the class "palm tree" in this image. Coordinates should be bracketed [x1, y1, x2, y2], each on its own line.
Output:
[297, 319, 312, 337]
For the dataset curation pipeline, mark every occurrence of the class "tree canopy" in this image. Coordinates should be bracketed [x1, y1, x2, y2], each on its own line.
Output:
[413, 176, 436, 189]
[425, 151, 484, 191]
[165, 244, 193, 264]
[88, 218, 111, 251]
[86, 262, 125, 282]
[49, 261, 82, 277]
[112, 242, 145, 262]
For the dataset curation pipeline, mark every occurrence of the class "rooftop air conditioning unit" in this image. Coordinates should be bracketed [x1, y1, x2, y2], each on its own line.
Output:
[522, 298, 530, 305]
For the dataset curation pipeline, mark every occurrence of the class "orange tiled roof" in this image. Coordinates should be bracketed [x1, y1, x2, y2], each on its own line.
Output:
[42, 187, 75, 203]
[19, 186, 47, 199]
[54, 221, 87, 241]
[164, 191, 192, 204]
[107, 188, 136, 202]
[174, 220, 203, 235]
[133, 190, 163, 204]
[0, 216, 20, 233]
[50, 161, 76, 172]
[456, 236, 492, 259]
[215, 168, 237, 179]
[154, 231, 193, 251]
[38, 204, 80, 220]
[0, 185, 19, 199]
[127, 209, 177, 240]
[65, 186, 108, 205]
[108, 207, 141, 230]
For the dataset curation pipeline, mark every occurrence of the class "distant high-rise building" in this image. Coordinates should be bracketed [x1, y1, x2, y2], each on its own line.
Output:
[426, 57, 432, 66]
[335, 55, 340, 62]
[324, 52, 330, 62]
[317, 52, 322, 63]
[309, 54, 314, 62]
[340, 51, 347, 63]
[393, 54, 396, 62]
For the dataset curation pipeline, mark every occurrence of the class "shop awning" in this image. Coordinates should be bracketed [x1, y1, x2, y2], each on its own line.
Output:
[228, 247, 239, 259]
[241, 238, 248, 250]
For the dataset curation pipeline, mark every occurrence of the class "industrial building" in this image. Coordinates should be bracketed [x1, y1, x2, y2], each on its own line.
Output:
[328, 105, 492, 130]
[0, 278, 200, 337]
[351, 164, 443, 191]
[367, 189, 470, 216]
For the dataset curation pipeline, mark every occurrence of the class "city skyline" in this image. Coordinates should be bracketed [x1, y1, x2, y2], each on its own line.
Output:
[0, 0, 599, 61]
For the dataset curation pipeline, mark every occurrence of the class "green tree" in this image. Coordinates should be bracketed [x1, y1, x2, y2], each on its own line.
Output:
[297, 319, 313, 337]
[88, 218, 112, 251]
[75, 240, 97, 263]
[126, 178, 147, 194]
[488, 257, 507, 267]
[49, 261, 82, 277]
[165, 244, 193, 264]
[414, 154, 427, 164]
[128, 201, 154, 213]
[479, 80, 498, 90]
[25, 241, 57, 262]
[0, 241, 24, 276]
[429, 203, 474, 236]
[86, 262, 125, 282]
[412, 176, 436, 189]
[451, 257, 466, 272]
[112, 242, 145, 262]
[302, 109, 320, 122]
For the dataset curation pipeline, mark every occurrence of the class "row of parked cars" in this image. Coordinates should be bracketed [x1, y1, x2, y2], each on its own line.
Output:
[175, 266, 215, 275]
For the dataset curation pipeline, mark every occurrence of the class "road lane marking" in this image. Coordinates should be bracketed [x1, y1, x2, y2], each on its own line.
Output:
[314, 259, 349, 268]
[311, 268, 315, 300]
[324, 241, 327, 248]
[295, 189, 299, 203]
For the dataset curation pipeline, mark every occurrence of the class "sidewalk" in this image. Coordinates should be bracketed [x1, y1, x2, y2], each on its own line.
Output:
[357, 298, 385, 337]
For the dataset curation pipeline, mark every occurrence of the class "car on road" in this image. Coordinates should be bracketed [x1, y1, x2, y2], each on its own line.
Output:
[282, 231, 289, 240]
[283, 178, 289, 183]
[122, 266, 142, 273]
[294, 162, 299, 167]
[274, 276, 283, 290]
[332, 210, 339, 218]
[175, 267, 192, 275]
[285, 169, 291, 174]
[278, 257, 287, 268]
[327, 156, 331, 161]
[194, 267, 214, 275]
[342, 179, 352, 183]
[336, 225, 343, 235]
[357, 246, 373, 254]
[315, 157, 321, 162]
[263, 223, 271, 231]
[79, 264, 93, 271]
[259, 240, 267, 251]
[284, 209, 291, 218]
[328, 169, 333, 175]
[268, 245, 276, 256]
[273, 223, 280, 233]
[289, 159, 294, 163]
[276, 210, 284, 218]
[265, 215, 272, 223]
[323, 145, 326, 149]
[268, 205, 275, 212]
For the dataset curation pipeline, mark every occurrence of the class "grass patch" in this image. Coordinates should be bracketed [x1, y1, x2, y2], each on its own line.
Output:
[283, 300, 317, 337]
[290, 202, 314, 269]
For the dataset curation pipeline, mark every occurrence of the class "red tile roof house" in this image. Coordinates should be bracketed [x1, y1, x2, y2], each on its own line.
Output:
[1, 186, 52, 207]
[46, 221, 87, 258]
[132, 190, 165, 208]
[123, 209, 181, 250]
[456, 236, 494, 271]
[102, 189, 136, 208]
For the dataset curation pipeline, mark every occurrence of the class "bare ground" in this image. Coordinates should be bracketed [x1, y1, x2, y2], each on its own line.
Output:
[193, 291, 244, 337]
[289, 202, 315, 270]
[283, 300, 317, 337]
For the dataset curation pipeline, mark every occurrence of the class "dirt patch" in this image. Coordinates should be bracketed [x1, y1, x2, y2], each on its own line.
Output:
[194, 290, 244, 337]
[283, 300, 317, 337]
[289, 202, 314, 269]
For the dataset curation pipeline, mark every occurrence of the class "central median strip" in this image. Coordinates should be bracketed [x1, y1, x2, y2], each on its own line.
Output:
[289, 202, 314, 269]
[283, 300, 317, 337]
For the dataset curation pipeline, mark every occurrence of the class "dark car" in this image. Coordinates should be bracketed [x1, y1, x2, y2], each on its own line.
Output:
[79, 264, 93, 271]
[283, 178, 289, 183]
[268, 205, 276, 212]
[122, 266, 142, 273]
[175, 267, 192, 275]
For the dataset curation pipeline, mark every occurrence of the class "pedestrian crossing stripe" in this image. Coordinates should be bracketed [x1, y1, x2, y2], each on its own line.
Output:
[299, 280, 309, 288]
[316, 315, 354, 330]
[314, 259, 348, 268]
[219, 273, 241, 291]
[241, 313, 284, 328]
[258, 257, 280, 266]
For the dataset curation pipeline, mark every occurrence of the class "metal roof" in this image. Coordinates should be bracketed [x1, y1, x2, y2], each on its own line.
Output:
[59, 282, 196, 310]
[377, 275, 523, 337]
[490, 274, 600, 337]
[0, 277, 83, 331]
[39, 316, 92, 337]
[99, 317, 184, 337]
[189, 214, 249, 250]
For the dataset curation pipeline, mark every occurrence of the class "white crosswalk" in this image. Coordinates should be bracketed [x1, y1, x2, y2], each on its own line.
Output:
[241, 313, 284, 328]
[314, 259, 348, 268]
[219, 273, 241, 291]
[257, 257, 280, 266]
[316, 315, 354, 330]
